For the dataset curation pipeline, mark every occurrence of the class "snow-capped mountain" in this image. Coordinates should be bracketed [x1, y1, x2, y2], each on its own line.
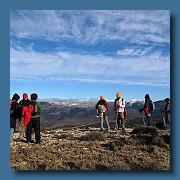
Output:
[39, 99, 166, 129]
[126, 99, 144, 106]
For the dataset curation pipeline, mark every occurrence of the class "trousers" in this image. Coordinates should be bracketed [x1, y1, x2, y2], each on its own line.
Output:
[26, 117, 40, 144]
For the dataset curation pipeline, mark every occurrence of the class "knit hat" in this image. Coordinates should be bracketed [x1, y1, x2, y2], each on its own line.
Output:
[12, 93, 20, 101]
[23, 93, 28, 99]
[164, 98, 170, 102]
[116, 92, 121, 98]
[100, 96, 104, 100]
[31, 93, 38, 100]
[144, 94, 150, 98]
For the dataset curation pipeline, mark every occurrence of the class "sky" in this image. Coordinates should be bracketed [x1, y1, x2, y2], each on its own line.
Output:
[10, 10, 170, 101]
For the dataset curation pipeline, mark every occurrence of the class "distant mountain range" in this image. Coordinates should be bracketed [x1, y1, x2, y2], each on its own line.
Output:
[39, 99, 166, 129]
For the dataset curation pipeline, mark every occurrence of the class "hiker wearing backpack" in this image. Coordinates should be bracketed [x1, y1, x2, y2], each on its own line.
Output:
[18, 93, 31, 140]
[140, 94, 155, 126]
[162, 98, 170, 125]
[113, 92, 126, 131]
[10, 93, 20, 141]
[26, 93, 42, 144]
[95, 96, 110, 131]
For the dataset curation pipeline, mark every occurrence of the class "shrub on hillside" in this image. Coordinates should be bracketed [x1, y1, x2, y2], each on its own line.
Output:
[102, 138, 127, 151]
[162, 134, 170, 144]
[131, 126, 158, 135]
[133, 133, 168, 148]
[79, 132, 106, 141]
[156, 121, 166, 130]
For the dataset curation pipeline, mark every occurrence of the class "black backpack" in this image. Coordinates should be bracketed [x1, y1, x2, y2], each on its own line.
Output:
[29, 101, 39, 116]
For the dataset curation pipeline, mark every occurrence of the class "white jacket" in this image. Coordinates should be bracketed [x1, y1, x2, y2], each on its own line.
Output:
[114, 97, 125, 113]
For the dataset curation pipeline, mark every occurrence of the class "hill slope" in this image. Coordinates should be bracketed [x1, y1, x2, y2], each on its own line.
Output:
[39, 100, 166, 129]
[11, 126, 170, 170]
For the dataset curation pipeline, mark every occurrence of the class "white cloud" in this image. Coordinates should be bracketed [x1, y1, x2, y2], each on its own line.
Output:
[10, 45, 170, 87]
[10, 10, 170, 45]
[10, 10, 170, 88]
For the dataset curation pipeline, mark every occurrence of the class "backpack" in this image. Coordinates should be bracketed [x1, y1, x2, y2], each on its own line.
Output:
[116, 98, 124, 106]
[29, 101, 39, 116]
[150, 100, 155, 111]
[10, 99, 15, 114]
[115, 98, 125, 109]
[124, 108, 128, 118]
[97, 104, 107, 113]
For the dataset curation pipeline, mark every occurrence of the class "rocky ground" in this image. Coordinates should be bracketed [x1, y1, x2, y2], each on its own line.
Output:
[10, 126, 170, 170]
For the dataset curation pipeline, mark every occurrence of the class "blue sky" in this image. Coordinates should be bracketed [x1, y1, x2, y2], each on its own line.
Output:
[10, 10, 170, 101]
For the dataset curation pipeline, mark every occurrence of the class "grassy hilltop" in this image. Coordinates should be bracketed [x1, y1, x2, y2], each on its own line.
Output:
[10, 125, 170, 170]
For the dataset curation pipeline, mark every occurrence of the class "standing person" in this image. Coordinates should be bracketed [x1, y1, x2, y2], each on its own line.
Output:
[10, 93, 20, 141]
[113, 92, 126, 131]
[140, 94, 155, 126]
[26, 93, 42, 144]
[19, 93, 31, 107]
[163, 98, 170, 125]
[18, 93, 30, 140]
[95, 96, 110, 131]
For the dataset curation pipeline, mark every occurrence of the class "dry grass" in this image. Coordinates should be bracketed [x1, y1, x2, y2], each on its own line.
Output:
[10, 126, 170, 170]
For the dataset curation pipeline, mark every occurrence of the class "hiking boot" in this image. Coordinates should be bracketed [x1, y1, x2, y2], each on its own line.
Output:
[122, 128, 126, 133]
[26, 140, 34, 143]
[26, 141, 31, 144]
[36, 140, 40, 144]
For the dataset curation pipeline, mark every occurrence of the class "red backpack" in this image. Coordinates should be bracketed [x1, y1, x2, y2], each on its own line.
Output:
[124, 108, 128, 118]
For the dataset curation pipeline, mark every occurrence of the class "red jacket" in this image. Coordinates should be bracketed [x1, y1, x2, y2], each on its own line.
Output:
[22, 106, 32, 126]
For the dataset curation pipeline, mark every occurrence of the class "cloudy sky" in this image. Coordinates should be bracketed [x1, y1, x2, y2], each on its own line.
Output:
[10, 10, 170, 101]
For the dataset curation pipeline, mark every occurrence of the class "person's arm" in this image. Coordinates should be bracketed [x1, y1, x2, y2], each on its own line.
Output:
[95, 101, 99, 109]
[113, 99, 117, 111]
[105, 101, 109, 111]
[37, 102, 42, 114]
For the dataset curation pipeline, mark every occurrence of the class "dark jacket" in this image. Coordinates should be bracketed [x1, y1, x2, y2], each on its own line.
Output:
[19, 99, 31, 107]
[10, 100, 21, 119]
[143, 97, 153, 113]
[19, 99, 31, 118]
[95, 100, 109, 111]
[164, 102, 170, 113]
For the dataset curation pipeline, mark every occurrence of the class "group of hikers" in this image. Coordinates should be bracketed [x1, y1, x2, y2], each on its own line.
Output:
[10, 93, 42, 144]
[10, 91, 170, 144]
[95, 92, 170, 131]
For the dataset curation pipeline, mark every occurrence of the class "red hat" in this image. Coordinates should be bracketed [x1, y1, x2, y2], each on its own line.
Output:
[23, 93, 28, 99]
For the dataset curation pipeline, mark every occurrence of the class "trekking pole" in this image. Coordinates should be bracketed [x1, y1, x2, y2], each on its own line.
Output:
[114, 113, 118, 130]
[141, 112, 146, 127]
[114, 116, 117, 130]
[161, 110, 166, 126]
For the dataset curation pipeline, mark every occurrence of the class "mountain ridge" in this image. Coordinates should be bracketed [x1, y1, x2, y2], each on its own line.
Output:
[38, 99, 166, 129]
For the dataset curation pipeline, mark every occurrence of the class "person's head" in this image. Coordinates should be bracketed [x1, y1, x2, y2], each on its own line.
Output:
[116, 92, 121, 98]
[100, 96, 104, 100]
[164, 98, 170, 103]
[31, 93, 38, 100]
[144, 94, 150, 99]
[12, 93, 20, 101]
[23, 93, 28, 100]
